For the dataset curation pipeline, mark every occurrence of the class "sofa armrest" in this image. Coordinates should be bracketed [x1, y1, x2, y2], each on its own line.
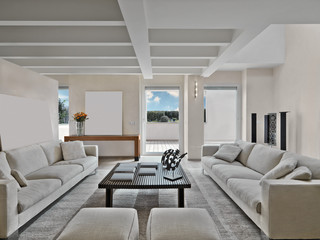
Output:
[84, 145, 98, 157]
[201, 144, 219, 157]
[0, 180, 19, 239]
[261, 179, 320, 239]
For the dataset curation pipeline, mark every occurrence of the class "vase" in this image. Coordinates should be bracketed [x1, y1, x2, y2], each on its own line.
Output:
[76, 121, 85, 136]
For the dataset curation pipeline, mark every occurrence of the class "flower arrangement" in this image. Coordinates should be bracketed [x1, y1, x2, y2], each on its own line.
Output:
[73, 112, 89, 122]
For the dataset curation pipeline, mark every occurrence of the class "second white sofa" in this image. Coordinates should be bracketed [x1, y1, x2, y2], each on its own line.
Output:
[202, 140, 320, 240]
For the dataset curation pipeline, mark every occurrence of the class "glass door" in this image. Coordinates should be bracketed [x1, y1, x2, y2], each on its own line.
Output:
[143, 87, 180, 155]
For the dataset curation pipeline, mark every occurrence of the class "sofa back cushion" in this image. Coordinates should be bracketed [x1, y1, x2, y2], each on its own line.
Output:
[6, 145, 48, 176]
[39, 140, 63, 165]
[246, 144, 284, 174]
[282, 152, 320, 179]
[235, 140, 255, 165]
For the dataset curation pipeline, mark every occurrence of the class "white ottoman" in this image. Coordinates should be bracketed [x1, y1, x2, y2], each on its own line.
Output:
[57, 208, 139, 240]
[146, 208, 221, 240]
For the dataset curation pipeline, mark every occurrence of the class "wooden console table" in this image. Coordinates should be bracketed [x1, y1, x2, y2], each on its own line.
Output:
[64, 135, 140, 161]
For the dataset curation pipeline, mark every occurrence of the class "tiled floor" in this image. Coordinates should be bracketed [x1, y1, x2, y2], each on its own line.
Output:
[145, 140, 179, 153]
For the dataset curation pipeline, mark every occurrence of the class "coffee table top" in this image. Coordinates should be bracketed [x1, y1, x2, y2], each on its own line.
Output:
[98, 163, 191, 189]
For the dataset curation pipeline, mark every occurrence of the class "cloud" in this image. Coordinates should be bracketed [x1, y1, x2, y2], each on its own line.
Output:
[166, 90, 179, 98]
[59, 95, 69, 100]
[146, 91, 153, 103]
[175, 107, 179, 111]
[154, 96, 160, 103]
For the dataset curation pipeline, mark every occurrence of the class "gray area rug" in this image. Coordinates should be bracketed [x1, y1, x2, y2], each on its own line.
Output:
[18, 167, 268, 240]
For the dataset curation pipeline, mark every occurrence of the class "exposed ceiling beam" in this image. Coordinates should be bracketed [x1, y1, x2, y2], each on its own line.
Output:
[0, 46, 136, 58]
[0, 43, 132, 47]
[0, 26, 131, 43]
[8, 59, 139, 67]
[118, 0, 153, 79]
[152, 59, 208, 67]
[0, 21, 126, 27]
[149, 43, 229, 47]
[153, 68, 202, 74]
[31, 68, 141, 74]
[151, 46, 219, 58]
[202, 26, 267, 77]
[149, 29, 233, 46]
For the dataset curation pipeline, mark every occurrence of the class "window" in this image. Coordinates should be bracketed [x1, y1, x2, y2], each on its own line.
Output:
[58, 87, 69, 140]
[204, 87, 238, 143]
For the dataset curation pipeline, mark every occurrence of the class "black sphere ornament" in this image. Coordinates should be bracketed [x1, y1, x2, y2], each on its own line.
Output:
[161, 149, 187, 181]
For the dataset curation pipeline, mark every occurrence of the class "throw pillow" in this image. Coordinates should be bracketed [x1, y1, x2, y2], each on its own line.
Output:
[61, 141, 87, 161]
[213, 145, 242, 163]
[259, 158, 298, 185]
[284, 166, 312, 180]
[11, 169, 28, 187]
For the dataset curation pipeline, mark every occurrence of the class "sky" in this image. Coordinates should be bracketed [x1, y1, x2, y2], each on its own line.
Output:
[146, 90, 179, 111]
[58, 89, 69, 107]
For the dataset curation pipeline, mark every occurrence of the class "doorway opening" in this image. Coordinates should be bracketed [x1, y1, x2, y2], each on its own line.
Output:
[144, 87, 180, 154]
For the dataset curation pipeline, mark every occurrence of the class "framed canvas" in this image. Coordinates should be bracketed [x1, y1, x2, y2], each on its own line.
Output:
[85, 91, 122, 135]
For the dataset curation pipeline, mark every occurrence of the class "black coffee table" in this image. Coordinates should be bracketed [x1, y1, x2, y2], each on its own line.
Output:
[98, 163, 191, 207]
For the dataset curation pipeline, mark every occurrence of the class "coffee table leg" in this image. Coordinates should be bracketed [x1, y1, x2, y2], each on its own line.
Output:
[178, 188, 184, 208]
[106, 188, 113, 207]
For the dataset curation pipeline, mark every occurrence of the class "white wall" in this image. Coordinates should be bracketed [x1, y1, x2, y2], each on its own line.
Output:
[146, 123, 179, 140]
[273, 25, 320, 158]
[0, 59, 58, 143]
[53, 75, 140, 156]
[188, 72, 242, 159]
[244, 68, 274, 144]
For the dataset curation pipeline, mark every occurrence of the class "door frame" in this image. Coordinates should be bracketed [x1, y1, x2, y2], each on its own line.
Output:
[140, 85, 184, 156]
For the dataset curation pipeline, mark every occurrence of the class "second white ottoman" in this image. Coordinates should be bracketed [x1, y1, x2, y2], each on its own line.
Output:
[57, 208, 139, 240]
[146, 208, 221, 240]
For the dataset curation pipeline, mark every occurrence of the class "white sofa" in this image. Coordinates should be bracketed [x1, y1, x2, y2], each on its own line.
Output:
[201, 140, 320, 240]
[0, 140, 98, 239]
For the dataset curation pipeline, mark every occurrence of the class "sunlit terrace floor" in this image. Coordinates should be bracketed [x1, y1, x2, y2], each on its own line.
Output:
[146, 140, 179, 153]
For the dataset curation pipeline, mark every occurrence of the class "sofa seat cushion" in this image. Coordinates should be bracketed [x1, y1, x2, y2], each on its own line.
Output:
[282, 152, 320, 179]
[25, 165, 83, 184]
[202, 156, 242, 169]
[227, 178, 262, 213]
[246, 144, 284, 175]
[235, 140, 255, 165]
[212, 165, 263, 184]
[18, 179, 61, 213]
[54, 156, 97, 171]
[5, 144, 49, 176]
[39, 140, 63, 165]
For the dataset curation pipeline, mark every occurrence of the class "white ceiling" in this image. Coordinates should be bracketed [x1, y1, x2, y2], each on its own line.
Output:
[1, 0, 320, 78]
